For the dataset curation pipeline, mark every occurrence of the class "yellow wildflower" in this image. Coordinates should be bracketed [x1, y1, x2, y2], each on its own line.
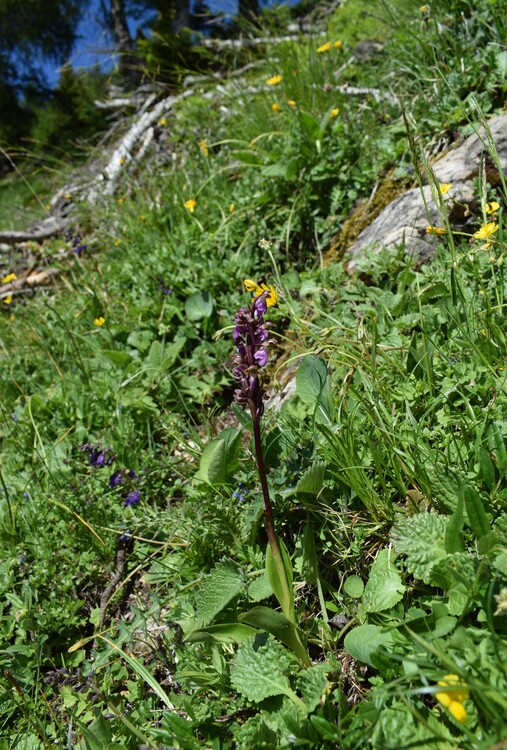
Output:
[1, 273, 17, 284]
[474, 222, 499, 240]
[426, 226, 447, 235]
[3, 294, 12, 305]
[287, 100, 296, 107]
[419, 5, 429, 16]
[330, 108, 340, 119]
[271, 103, 282, 113]
[93, 317, 106, 327]
[119, 158, 125, 165]
[114, 239, 122, 247]
[199, 139, 209, 157]
[184, 199, 197, 213]
[486, 201, 500, 215]
[229, 203, 235, 213]
[140, 214, 147, 223]
[118, 196, 125, 205]
[435, 674, 468, 724]
[317, 41, 332, 53]
[334, 41, 343, 49]
[243, 279, 278, 307]
[65, 192, 72, 199]
[158, 118, 167, 126]
[440, 183, 452, 195]
[266, 74, 283, 86]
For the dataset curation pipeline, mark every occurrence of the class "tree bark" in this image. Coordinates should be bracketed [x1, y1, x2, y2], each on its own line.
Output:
[109, 0, 140, 84]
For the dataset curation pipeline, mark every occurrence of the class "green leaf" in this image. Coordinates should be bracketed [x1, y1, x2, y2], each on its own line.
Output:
[230, 633, 304, 707]
[266, 539, 294, 619]
[487, 422, 507, 473]
[240, 606, 293, 642]
[185, 622, 257, 644]
[195, 559, 244, 627]
[361, 548, 405, 613]
[445, 493, 465, 554]
[294, 461, 327, 497]
[101, 350, 133, 368]
[185, 290, 214, 321]
[344, 624, 395, 667]
[294, 521, 319, 584]
[196, 427, 241, 485]
[343, 575, 364, 598]
[233, 150, 265, 166]
[391, 512, 448, 584]
[299, 111, 322, 141]
[296, 355, 328, 404]
[248, 571, 273, 602]
[463, 485, 492, 540]
[295, 663, 329, 713]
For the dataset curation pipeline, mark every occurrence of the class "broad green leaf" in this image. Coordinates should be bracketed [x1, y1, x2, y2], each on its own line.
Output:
[230, 633, 304, 708]
[295, 663, 329, 712]
[343, 575, 364, 599]
[101, 350, 133, 368]
[233, 150, 265, 166]
[361, 548, 405, 613]
[185, 290, 214, 321]
[185, 622, 257, 644]
[196, 427, 241, 485]
[195, 559, 244, 626]
[239, 606, 293, 641]
[344, 624, 395, 667]
[296, 355, 328, 404]
[294, 461, 327, 497]
[299, 111, 322, 141]
[248, 571, 273, 602]
[391, 512, 448, 584]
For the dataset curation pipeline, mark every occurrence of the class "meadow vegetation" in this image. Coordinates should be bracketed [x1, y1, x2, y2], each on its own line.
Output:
[1, 0, 507, 747]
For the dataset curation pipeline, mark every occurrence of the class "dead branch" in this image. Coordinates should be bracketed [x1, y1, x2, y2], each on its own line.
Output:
[0, 217, 68, 245]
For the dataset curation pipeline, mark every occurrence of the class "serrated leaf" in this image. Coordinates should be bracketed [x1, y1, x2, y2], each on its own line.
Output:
[235, 714, 279, 750]
[195, 560, 244, 627]
[431, 463, 467, 513]
[362, 548, 405, 613]
[295, 664, 328, 713]
[391, 512, 448, 584]
[248, 572, 273, 602]
[230, 633, 302, 706]
[344, 624, 395, 667]
[295, 461, 327, 497]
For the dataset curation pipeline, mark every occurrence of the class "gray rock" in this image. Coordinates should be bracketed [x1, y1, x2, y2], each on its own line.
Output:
[347, 112, 507, 264]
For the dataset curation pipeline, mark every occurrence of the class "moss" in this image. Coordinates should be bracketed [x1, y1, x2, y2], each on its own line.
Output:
[324, 171, 413, 265]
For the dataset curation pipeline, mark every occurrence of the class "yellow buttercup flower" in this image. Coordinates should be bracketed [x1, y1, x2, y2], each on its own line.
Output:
[317, 41, 332, 53]
[287, 99, 296, 107]
[440, 183, 452, 195]
[184, 199, 197, 213]
[334, 41, 343, 49]
[229, 203, 235, 213]
[271, 103, 282, 113]
[1, 273, 17, 284]
[266, 74, 283, 86]
[158, 118, 167, 126]
[419, 5, 429, 16]
[435, 674, 468, 724]
[426, 226, 447, 235]
[93, 317, 106, 327]
[3, 294, 13, 305]
[199, 139, 209, 157]
[474, 222, 499, 240]
[486, 201, 500, 214]
[330, 108, 340, 119]
[243, 279, 278, 307]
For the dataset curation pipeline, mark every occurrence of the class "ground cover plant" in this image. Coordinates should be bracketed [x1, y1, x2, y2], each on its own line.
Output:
[1, 0, 507, 747]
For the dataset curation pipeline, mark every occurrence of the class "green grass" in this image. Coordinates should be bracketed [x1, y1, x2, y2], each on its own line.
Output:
[1, 0, 507, 747]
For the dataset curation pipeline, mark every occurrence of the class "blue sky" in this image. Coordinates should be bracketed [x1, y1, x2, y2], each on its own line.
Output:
[45, 0, 294, 87]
